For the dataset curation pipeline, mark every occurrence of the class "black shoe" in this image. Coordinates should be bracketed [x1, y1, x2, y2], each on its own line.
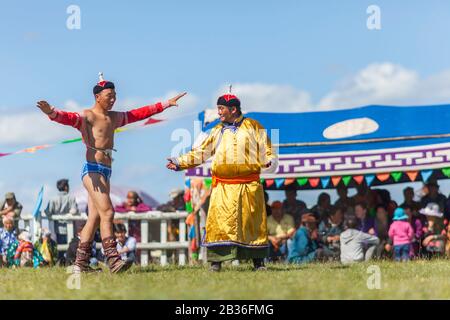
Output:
[253, 258, 267, 271]
[209, 262, 222, 272]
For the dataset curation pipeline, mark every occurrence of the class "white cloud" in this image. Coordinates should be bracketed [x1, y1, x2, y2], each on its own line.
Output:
[318, 62, 450, 109]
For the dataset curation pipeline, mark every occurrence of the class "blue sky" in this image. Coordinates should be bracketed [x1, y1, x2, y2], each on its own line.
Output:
[2, 0, 450, 211]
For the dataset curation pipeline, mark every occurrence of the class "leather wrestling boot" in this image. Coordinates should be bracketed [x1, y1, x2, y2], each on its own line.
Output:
[102, 236, 132, 274]
[73, 241, 101, 274]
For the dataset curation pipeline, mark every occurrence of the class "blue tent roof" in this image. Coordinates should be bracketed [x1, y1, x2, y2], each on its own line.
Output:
[199, 104, 450, 154]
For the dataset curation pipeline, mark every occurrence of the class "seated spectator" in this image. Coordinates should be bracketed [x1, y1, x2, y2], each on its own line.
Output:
[14, 231, 34, 267]
[115, 191, 151, 243]
[420, 203, 446, 256]
[282, 188, 307, 227]
[267, 201, 295, 260]
[404, 204, 423, 258]
[334, 185, 355, 217]
[287, 213, 321, 264]
[311, 192, 332, 222]
[318, 206, 344, 260]
[354, 202, 375, 235]
[340, 216, 379, 264]
[374, 205, 393, 259]
[0, 217, 17, 266]
[0, 192, 23, 229]
[388, 208, 414, 262]
[113, 223, 137, 265]
[420, 180, 446, 215]
[65, 222, 98, 267]
[34, 228, 58, 266]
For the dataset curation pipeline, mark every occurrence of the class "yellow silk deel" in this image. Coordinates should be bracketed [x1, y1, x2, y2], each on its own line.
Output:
[175, 115, 277, 248]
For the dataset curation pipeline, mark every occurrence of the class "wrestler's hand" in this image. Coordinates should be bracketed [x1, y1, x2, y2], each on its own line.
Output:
[37, 101, 53, 114]
[166, 158, 178, 171]
[168, 92, 187, 107]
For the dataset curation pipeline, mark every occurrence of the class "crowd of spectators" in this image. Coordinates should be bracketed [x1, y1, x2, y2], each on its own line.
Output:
[266, 179, 450, 264]
[4, 176, 450, 268]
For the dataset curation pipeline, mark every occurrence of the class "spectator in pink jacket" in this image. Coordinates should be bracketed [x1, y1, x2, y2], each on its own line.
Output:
[388, 208, 414, 262]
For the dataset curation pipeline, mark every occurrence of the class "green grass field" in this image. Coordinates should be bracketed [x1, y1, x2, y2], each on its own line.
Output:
[1, 259, 450, 299]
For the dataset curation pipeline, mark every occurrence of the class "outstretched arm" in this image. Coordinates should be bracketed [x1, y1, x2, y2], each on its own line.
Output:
[167, 126, 219, 171]
[117, 92, 187, 127]
[37, 101, 82, 129]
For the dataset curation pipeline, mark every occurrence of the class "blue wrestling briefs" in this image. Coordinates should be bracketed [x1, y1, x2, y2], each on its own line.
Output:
[81, 162, 112, 182]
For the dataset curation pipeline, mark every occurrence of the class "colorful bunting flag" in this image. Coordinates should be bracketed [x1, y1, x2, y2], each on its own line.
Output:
[321, 177, 330, 188]
[406, 171, 419, 181]
[331, 176, 342, 187]
[265, 179, 275, 188]
[185, 179, 191, 189]
[353, 175, 364, 185]
[275, 178, 285, 188]
[342, 176, 352, 186]
[421, 170, 433, 182]
[284, 178, 295, 186]
[442, 168, 450, 178]
[376, 173, 390, 182]
[296, 178, 308, 186]
[185, 201, 193, 213]
[309, 178, 320, 188]
[365, 175, 375, 186]
[391, 172, 403, 182]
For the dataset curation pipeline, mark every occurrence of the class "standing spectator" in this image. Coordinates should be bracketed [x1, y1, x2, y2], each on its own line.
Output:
[14, 231, 34, 267]
[376, 189, 398, 218]
[0, 192, 23, 228]
[388, 208, 414, 262]
[373, 205, 392, 259]
[404, 204, 423, 258]
[267, 201, 295, 260]
[0, 217, 17, 266]
[318, 206, 344, 260]
[340, 216, 379, 264]
[66, 222, 98, 268]
[420, 203, 446, 256]
[354, 202, 375, 235]
[287, 214, 321, 264]
[113, 223, 136, 265]
[311, 193, 332, 222]
[351, 183, 369, 206]
[158, 188, 185, 241]
[115, 191, 151, 243]
[334, 185, 355, 217]
[264, 191, 272, 217]
[282, 188, 307, 227]
[420, 180, 446, 214]
[44, 179, 79, 248]
[400, 187, 420, 212]
[34, 228, 59, 266]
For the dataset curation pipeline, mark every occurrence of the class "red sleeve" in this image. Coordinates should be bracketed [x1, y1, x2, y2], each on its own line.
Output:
[48, 109, 82, 130]
[118, 102, 169, 127]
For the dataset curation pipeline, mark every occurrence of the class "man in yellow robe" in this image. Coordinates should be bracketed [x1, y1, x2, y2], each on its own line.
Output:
[167, 94, 278, 271]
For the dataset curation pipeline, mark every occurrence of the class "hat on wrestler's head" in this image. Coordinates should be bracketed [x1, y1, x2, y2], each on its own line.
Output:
[217, 94, 241, 109]
[93, 72, 115, 95]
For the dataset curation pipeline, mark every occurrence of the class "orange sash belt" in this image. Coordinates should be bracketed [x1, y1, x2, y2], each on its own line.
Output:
[212, 173, 260, 188]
